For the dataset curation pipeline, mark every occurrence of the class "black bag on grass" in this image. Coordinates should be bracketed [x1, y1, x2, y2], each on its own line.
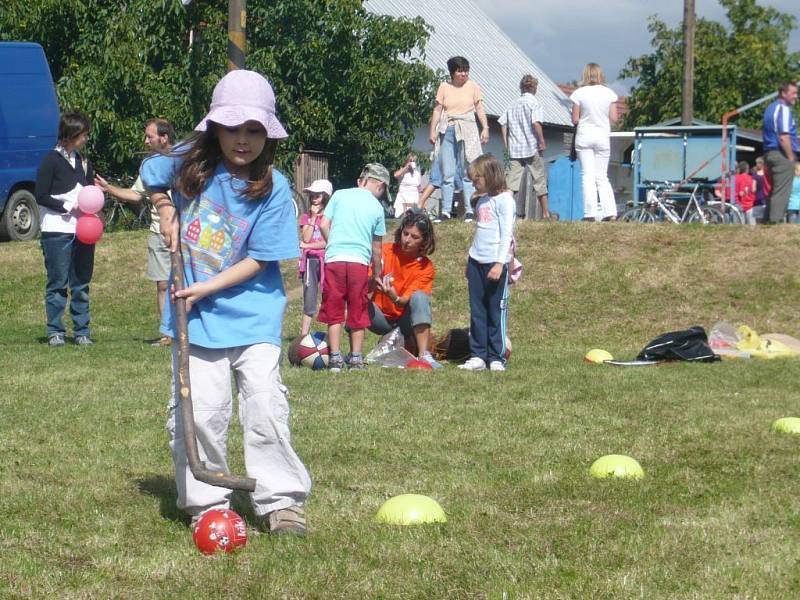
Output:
[636, 326, 720, 362]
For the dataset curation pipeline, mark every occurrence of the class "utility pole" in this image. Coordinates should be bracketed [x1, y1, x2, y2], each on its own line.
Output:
[227, 0, 246, 71]
[681, 0, 695, 125]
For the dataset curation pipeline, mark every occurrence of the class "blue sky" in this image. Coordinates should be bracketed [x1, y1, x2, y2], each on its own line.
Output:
[472, 0, 800, 94]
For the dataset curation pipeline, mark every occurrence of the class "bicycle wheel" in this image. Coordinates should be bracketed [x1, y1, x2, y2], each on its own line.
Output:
[132, 199, 153, 230]
[686, 206, 723, 225]
[709, 202, 745, 224]
[620, 206, 656, 223]
[102, 200, 124, 230]
[291, 189, 306, 219]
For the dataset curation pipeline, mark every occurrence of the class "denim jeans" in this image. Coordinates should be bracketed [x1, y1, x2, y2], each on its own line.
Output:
[368, 291, 432, 337]
[439, 126, 475, 216]
[40, 232, 94, 337]
[428, 149, 462, 191]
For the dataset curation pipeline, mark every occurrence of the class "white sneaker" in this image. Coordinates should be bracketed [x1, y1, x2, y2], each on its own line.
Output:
[458, 357, 486, 371]
[489, 361, 506, 372]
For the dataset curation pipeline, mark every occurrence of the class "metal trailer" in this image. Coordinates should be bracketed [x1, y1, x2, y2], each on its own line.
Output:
[631, 124, 739, 204]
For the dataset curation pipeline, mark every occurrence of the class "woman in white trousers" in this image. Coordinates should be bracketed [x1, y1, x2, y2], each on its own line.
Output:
[570, 63, 619, 221]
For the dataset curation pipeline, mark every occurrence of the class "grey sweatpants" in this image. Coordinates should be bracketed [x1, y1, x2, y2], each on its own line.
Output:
[167, 342, 311, 518]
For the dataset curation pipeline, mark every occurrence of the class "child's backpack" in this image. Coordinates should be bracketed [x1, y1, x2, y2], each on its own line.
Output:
[636, 326, 720, 362]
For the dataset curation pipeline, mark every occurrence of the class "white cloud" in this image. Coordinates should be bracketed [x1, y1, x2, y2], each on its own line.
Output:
[472, 0, 799, 87]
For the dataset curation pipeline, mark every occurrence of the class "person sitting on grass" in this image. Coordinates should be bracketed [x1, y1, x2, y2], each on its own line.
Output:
[370, 209, 441, 368]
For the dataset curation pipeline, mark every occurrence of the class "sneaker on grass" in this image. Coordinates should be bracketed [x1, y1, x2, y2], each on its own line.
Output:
[489, 360, 506, 372]
[261, 505, 307, 536]
[421, 352, 443, 369]
[458, 356, 486, 371]
[47, 333, 65, 348]
[348, 354, 366, 370]
[328, 353, 346, 372]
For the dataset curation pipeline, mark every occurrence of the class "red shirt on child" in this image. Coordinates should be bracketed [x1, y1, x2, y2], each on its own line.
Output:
[735, 173, 755, 211]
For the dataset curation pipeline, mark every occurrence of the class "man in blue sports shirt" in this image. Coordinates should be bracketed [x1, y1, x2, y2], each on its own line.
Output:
[762, 81, 797, 223]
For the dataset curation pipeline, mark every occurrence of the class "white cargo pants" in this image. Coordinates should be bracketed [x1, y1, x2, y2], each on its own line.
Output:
[167, 342, 311, 518]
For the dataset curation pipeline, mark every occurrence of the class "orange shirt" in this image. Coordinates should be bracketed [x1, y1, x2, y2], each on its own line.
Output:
[373, 242, 435, 320]
[435, 80, 482, 115]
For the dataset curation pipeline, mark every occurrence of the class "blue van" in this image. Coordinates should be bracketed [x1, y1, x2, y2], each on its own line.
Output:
[0, 42, 60, 241]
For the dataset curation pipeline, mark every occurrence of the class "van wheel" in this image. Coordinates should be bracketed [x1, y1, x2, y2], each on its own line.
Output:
[1, 190, 40, 241]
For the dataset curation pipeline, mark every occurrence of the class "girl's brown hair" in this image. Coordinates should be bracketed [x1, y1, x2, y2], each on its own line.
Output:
[174, 123, 277, 201]
[468, 154, 507, 196]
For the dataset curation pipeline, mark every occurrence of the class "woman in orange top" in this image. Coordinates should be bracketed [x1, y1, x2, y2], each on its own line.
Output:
[370, 210, 441, 368]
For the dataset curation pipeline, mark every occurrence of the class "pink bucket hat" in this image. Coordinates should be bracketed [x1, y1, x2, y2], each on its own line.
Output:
[195, 70, 288, 139]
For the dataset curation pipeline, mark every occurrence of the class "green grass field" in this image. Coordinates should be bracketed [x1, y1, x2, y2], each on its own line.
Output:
[2, 222, 800, 598]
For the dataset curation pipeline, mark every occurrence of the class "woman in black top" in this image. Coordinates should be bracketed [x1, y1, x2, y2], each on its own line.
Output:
[35, 112, 96, 347]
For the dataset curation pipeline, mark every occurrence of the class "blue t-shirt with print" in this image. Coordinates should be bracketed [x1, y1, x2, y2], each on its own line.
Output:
[141, 153, 298, 349]
[323, 186, 386, 265]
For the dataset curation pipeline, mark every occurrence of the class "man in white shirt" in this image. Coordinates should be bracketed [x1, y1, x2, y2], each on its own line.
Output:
[95, 118, 175, 345]
[499, 75, 549, 219]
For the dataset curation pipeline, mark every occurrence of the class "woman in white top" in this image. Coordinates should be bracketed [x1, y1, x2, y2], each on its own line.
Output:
[393, 152, 422, 217]
[569, 63, 618, 221]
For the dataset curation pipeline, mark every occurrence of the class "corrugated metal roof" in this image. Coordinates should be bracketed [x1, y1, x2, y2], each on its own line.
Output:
[364, 0, 572, 126]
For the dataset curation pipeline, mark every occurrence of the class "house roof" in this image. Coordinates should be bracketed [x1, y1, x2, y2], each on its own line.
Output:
[364, 0, 572, 126]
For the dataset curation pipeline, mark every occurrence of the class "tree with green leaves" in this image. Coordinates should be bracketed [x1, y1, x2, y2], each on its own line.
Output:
[0, 1, 437, 184]
[620, 0, 799, 129]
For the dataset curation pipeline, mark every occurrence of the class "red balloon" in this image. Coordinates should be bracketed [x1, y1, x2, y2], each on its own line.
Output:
[192, 509, 248, 555]
[406, 358, 433, 371]
[75, 214, 104, 244]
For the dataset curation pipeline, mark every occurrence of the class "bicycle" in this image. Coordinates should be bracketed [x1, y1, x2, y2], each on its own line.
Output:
[620, 183, 723, 225]
[102, 176, 154, 231]
[694, 184, 746, 224]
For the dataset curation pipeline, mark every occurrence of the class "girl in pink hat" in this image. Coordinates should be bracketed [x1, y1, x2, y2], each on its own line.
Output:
[298, 179, 333, 335]
[141, 69, 311, 536]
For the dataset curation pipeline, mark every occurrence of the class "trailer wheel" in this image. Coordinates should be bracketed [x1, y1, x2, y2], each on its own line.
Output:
[1, 189, 40, 241]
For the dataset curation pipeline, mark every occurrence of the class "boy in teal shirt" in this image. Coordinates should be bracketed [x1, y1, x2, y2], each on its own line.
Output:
[319, 163, 388, 370]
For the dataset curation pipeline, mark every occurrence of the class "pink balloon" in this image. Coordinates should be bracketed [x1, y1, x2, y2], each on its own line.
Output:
[78, 185, 105, 215]
[76, 214, 104, 244]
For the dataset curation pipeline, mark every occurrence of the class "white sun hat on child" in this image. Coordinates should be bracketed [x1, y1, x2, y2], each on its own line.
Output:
[303, 179, 333, 197]
[195, 70, 288, 139]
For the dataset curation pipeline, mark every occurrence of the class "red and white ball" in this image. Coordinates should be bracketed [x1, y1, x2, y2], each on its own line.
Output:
[288, 331, 329, 370]
[192, 509, 247, 555]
